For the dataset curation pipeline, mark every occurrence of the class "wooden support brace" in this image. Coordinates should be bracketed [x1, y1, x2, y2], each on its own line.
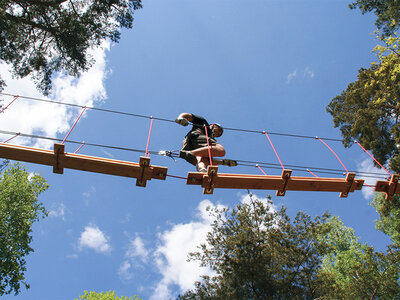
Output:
[276, 169, 292, 196]
[339, 172, 356, 198]
[374, 174, 400, 200]
[386, 174, 399, 200]
[53, 143, 65, 174]
[136, 156, 151, 187]
[203, 166, 219, 194]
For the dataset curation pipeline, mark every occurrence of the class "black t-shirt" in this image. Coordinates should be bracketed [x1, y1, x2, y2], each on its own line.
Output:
[186, 114, 214, 138]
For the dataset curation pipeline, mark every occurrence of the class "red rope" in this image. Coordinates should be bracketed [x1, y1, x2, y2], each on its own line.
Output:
[166, 174, 187, 180]
[355, 141, 391, 176]
[74, 142, 85, 154]
[0, 96, 19, 114]
[256, 164, 267, 176]
[204, 125, 213, 166]
[317, 137, 349, 173]
[363, 183, 376, 189]
[145, 117, 154, 157]
[307, 169, 319, 178]
[62, 106, 86, 144]
[2, 132, 20, 143]
[263, 131, 284, 170]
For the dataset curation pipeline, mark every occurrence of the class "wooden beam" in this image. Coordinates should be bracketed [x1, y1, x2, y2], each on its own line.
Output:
[187, 169, 364, 196]
[375, 174, 400, 200]
[0, 143, 168, 185]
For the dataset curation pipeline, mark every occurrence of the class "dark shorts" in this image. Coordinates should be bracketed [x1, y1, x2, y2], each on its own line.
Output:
[182, 132, 217, 151]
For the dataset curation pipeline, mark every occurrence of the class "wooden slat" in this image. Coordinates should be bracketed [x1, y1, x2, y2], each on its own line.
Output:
[187, 168, 364, 196]
[0, 143, 168, 184]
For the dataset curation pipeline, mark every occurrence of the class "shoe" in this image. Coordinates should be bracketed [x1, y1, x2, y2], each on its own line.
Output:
[179, 150, 197, 166]
[222, 159, 237, 167]
[198, 168, 207, 173]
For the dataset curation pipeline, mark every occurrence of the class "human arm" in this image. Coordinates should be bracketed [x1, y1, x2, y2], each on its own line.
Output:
[175, 113, 194, 126]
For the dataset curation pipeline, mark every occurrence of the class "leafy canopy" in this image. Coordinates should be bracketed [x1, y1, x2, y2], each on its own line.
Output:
[76, 290, 142, 300]
[0, 163, 49, 296]
[178, 194, 400, 299]
[327, 33, 400, 172]
[0, 0, 142, 94]
[179, 194, 332, 299]
[317, 216, 400, 299]
[350, 0, 400, 37]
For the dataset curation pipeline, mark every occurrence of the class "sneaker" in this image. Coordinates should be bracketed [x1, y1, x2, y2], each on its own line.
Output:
[198, 168, 207, 173]
[179, 150, 197, 166]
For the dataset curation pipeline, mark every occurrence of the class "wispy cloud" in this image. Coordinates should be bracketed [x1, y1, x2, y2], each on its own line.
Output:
[118, 235, 150, 281]
[286, 66, 315, 84]
[78, 223, 111, 254]
[49, 202, 67, 221]
[287, 69, 297, 84]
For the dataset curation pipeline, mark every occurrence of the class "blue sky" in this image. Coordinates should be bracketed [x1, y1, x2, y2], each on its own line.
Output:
[0, 0, 393, 299]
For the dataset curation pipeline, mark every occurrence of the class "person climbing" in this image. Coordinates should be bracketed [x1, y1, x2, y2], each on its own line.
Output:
[175, 112, 237, 172]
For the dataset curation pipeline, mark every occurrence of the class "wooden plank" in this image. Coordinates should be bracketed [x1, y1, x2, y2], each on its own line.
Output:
[187, 170, 364, 196]
[0, 143, 168, 183]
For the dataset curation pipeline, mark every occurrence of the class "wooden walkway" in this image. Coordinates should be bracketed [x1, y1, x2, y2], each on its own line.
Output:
[1, 143, 399, 199]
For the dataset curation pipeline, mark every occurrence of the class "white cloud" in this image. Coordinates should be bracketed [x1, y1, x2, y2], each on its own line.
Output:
[49, 202, 67, 221]
[303, 66, 315, 79]
[357, 158, 389, 199]
[150, 199, 220, 300]
[0, 41, 110, 149]
[78, 224, 111, 254]
[287, 69, 297, 83]
[286, 66, 314, 84]
[118, 235, 150, 281]
[118, 260, 134, 281]
[127, 236, 149, 262]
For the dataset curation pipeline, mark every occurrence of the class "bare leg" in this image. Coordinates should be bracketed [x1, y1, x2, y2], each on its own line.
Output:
[196, 157, 224, 172]
[190, 143, 226, 158]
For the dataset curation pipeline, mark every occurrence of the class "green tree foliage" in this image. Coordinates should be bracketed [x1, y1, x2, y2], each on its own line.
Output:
[178, 194, 331, 299]
[350, 0, 400, 37]
[178, 195, 400, 299]
[327, 33, 400, 172]
[372, 193, 400, 244]
[0, 163, 49, 296]
[0, 0, 142, 94]
[76, 290, 142, 300]
[317, 217, 400, 299]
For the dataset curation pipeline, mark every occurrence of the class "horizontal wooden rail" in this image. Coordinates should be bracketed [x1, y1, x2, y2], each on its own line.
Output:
[187, 166, 364, 197]
[0, 143, 167, 187]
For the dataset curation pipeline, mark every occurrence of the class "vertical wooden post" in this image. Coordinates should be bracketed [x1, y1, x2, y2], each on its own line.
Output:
[136, 156, 151, 187]
[53, 143, 65, 174]
[339, 172, 356, 198]
[276, 169, 292, 196]
[203, 166, 219, 194]
[386, 174, 399, 200]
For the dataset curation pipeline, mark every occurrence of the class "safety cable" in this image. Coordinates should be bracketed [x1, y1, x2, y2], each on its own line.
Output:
[0, 129, 389, 179]
[0, 92, 344, 142]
